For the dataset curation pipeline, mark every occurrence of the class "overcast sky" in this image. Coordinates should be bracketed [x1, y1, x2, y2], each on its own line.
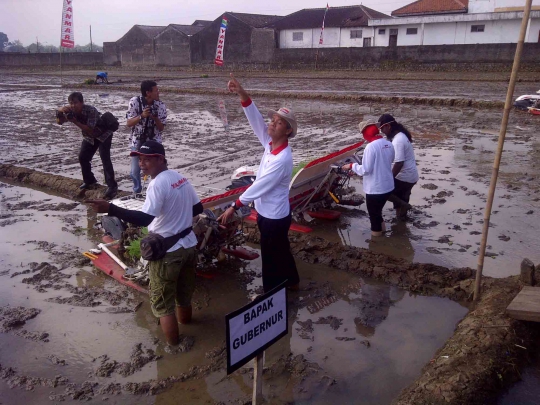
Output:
[0, 0, 412, 47]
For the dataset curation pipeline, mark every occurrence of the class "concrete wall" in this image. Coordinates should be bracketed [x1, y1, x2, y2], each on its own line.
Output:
[280, 27, 374, 48]
[0, 52, 103, 66]
[155, 28, 191, 66]
[280, 28, 314, 48]
[272, 43, 540, 69]
[250, 28, 275, 62]
[116, 27, 156, 67]
[527, 18, 540, 42]
[103, 42, 119, 65]
[340, 27, 375, 47]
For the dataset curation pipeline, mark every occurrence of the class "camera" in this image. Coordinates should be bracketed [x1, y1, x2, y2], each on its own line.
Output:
[66, 111, 74, 120]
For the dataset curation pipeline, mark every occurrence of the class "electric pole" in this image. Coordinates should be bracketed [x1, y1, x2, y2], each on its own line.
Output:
[90, 25, 93, 52]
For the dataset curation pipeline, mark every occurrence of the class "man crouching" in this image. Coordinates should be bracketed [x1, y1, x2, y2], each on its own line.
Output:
[87, 141, 203, 345]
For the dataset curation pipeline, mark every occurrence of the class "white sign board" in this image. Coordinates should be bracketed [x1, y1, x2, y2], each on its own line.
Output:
[226, 284, 288, 374]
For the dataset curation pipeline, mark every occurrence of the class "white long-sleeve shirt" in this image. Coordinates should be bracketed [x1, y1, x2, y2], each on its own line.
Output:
[351, 138, 395, 195]
[236, 99, 293, 219]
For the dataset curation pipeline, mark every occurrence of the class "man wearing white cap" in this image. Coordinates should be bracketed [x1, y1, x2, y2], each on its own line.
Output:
[219, 74, 300, 293]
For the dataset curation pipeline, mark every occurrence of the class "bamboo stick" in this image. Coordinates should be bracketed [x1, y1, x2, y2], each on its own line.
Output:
[473, 0, 534, 301]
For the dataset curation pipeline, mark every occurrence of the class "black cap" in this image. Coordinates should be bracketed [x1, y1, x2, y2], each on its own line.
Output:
[129, 140, 165, 157]
[378, 113, 395, 126]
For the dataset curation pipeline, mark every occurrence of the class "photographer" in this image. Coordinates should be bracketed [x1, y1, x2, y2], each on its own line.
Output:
[126, 80, 167, 194]
[56, 92, 118, 199]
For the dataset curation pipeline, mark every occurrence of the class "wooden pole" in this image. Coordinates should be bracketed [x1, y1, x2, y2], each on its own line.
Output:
[473, 0, 533, 301]
[252, 352, 264, 404]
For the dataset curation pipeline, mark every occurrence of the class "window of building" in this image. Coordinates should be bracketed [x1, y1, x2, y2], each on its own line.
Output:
[406, 28, 418, 35]
[471, 25, 485, 32]
[292, 32, 303, 41]
[350, 30, 362, 39]
[390, 29, 398, 35]
[379, 29, 386, 35]
[363, 37, 372, 47]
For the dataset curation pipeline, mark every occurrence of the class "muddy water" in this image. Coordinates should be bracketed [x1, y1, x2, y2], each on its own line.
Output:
[2, 85, 539, 277]
[0, 182, 467, 404]
[1, 72, 539, 103]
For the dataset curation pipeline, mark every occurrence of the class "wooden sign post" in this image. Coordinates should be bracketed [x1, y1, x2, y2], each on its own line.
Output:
[226, 283, 288, 403]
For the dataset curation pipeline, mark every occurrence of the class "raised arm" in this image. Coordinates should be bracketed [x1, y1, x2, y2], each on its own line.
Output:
[227, 73, 270, 147]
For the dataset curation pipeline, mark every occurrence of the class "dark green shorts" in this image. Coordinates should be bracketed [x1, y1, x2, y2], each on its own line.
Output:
[149, 246, 197, 318]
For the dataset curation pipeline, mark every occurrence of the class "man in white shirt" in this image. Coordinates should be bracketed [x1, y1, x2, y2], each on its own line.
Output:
[87, 141, 203, 346]
[342, 121, 395, 236]
[219, 74, 300, 293]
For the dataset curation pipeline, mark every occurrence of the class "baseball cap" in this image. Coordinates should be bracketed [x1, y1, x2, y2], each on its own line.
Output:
[267, 107, 298, 138]
[377, 113, 395, 127]
[129, 140, 165, 157]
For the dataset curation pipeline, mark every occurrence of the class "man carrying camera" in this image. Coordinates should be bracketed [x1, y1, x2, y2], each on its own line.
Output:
[126, 80, 167, 194]
[57, 92, 118, 199]
[87, 141, 203, 346]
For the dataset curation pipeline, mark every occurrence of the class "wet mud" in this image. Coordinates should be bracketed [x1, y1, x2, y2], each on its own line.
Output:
[1, 70, 540, 403]
[245, 227, 540, 404]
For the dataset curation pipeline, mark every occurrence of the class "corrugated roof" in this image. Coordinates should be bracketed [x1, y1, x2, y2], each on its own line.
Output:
[392, 0, 468, 16]
[169, 24, 205, 36]
[272, 5, 390, 30]
[227, 12, 283, 28]
[192, 20, 212, 27]
[136, 25, 167, 38]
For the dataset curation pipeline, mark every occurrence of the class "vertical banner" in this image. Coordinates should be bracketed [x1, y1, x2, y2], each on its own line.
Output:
[60, 0, 75, 48]
[319, 3, 329, 45]
[214, 17, 229, 66]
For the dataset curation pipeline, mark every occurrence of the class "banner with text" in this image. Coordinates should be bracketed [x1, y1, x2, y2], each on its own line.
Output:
[226, 284, 288, 374]
[214, 17, 229, 66]
[60, 0, 75, 48]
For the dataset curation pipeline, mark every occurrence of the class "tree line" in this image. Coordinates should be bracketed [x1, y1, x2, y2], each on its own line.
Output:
[1, 32, 103, 53]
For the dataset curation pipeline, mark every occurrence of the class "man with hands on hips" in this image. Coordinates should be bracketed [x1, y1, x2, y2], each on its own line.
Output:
[219, 73, 300, 293]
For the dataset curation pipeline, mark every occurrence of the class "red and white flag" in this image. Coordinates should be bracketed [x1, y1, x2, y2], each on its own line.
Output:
[319, 3, 329, 45]
[214, 17, 229, 66]
[60, 0, 75, 48]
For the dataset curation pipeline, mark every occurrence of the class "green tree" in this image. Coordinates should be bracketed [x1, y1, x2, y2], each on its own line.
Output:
[0, 32, 8, 51]
[5, 39, 25, 53]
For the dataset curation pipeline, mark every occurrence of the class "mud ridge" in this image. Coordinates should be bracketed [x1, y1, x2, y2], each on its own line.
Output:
[68, 84, 506, 110]
[0, 164, 130, 201]
[245, 226, 539, 405]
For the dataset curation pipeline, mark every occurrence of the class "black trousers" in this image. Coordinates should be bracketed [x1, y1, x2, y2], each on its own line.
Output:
[78, 136, 117, 188]
[366, 192, 392, 232]
[257, 213, 300, 293]
[392, 179, 416, 208]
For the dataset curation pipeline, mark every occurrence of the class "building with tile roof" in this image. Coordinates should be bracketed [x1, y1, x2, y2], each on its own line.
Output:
[368, 0, 540, 46]
[273, 5, 390, 48]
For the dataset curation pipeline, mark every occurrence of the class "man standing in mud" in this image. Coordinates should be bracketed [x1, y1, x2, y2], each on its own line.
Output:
[219, 74, 300, 293]
[126, 80, 167, 194]
[87, 141, 203, 346]
[57, 92, 118, 199]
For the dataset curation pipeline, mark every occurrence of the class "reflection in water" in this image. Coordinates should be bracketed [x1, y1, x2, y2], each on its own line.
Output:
[367, 221, 415, 263]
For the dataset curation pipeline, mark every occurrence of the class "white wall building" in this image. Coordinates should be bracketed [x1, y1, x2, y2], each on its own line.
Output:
[369, 0, 540, 46]
[275, 5, 389, 49]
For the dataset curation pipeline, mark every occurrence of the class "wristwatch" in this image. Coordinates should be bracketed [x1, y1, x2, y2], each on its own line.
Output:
[230, 201, 239, 210]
